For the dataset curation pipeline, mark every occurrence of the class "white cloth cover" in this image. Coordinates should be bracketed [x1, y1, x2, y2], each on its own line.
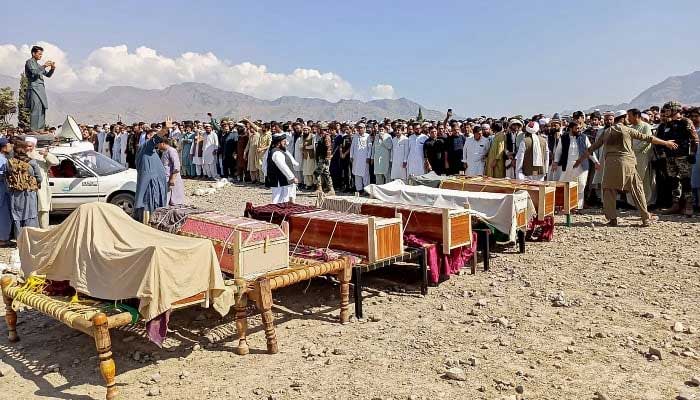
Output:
[365, 180, 534, 241]
[17, 203, 232, 321]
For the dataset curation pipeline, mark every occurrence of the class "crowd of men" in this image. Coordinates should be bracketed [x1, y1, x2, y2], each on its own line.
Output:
[1, 100, 699, 243]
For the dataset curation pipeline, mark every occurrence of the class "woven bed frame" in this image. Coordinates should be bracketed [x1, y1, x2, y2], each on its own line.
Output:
[0, 256, 351, 400]
[232, 255, 352, 356]
[0, 276, 215, 400]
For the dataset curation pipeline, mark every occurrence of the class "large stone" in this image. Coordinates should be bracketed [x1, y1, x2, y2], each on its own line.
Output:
[648, 347, 663, 360]
[444, 367, 467, 381]
[496, 317, 510, 328]
[147, 386, 161, 396]
[0, 361, 11, 377]
[673, 322, 685, 333]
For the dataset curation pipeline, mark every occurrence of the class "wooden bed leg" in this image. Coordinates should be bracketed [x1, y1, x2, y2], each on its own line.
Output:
[92, 313, 117, 400]
[234, 295, 250, 355]
[517, 229, 526, 254]
[482, 230, 491, 272]
[1, 277, 18, 343]
[420, 247, 429, 296]
[352, 267, 364, 319]
[337, 262, 352, 323]
[253, 279, 278, 354]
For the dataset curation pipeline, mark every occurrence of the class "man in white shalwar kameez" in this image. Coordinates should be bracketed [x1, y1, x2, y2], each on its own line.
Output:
[552, 121, 600, 208]
[112, 128, 128, 167]
[95, 126, 110, 156]
[266, 133, 298, 203]
[462, 127, 491, 176]
[350, 123, 371, 192]
[406, 129, 428, 177]
[390, 124, 409, 181]
[371, 126, 393, 184]
[516, 121, 549, 181]
[192, 124, 219, 179]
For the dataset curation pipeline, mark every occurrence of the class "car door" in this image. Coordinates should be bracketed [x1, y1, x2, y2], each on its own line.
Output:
[50, 155, 101, 211]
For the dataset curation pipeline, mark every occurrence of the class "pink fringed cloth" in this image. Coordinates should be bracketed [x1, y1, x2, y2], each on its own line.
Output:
[404, 232, 478, 284]
[526, 215, 555, 242]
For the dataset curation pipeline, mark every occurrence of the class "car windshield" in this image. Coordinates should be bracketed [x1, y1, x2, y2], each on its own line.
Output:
[70, 150, 127, 176]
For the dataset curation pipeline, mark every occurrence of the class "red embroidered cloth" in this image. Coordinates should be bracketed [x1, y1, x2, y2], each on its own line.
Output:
[405, 232, 478, 284]
[526, 215, 554, 242]
[180, 211, 286, 246]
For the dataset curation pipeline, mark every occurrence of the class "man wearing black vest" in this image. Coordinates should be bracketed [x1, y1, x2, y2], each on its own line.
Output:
[552, 121, 600, 209]
[266, 133, 298, 204]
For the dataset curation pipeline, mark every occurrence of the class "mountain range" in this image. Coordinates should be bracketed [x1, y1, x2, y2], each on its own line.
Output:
[582, 70, 700, 113]
[2, 70, 699, 125]
[0, 74, 443, 125]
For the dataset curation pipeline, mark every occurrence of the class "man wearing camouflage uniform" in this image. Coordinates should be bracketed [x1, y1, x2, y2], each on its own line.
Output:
[655, 101, 699, 216]
[313, 122, 335, 196]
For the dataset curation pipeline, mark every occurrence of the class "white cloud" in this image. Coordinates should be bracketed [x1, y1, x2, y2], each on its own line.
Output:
[370, 84, 397, 100]
[0, 42, 391, 102]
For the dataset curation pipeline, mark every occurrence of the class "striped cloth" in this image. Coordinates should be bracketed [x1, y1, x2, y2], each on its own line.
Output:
[244, 201, 319, 225]
[150, 205, 208, 233]
[317, 195, 382, 214]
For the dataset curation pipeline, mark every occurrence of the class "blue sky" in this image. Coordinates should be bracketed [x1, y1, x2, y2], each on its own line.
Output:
[2, 0, 699, 116]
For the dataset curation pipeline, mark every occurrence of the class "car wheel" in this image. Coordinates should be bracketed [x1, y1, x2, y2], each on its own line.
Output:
[109, 193, 135, 216]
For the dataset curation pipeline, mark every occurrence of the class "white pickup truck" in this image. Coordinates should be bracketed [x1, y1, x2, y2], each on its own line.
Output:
[49, 144, 137, 215]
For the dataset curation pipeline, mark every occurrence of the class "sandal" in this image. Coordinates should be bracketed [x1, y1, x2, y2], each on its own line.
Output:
[640, 215, 658, 227]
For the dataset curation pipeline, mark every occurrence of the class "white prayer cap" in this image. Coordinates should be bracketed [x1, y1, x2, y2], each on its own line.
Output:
[641, 113, 650, 121]
[25, 136, 38, 145]
[614, 110, 627, 118]
[538, 118, 550, 126]
[481, 123, 490, 130]
[357, 122, 366, 128]
[602, 110, 615, 117]
[525, 121, 540, 134]
[509, 118, 523, 127]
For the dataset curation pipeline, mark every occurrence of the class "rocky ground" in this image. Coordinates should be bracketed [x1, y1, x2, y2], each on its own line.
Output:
[0, 179, 699, 400]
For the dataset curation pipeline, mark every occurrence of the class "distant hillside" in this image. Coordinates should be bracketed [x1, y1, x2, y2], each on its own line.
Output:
[583, 70, 700, 112]
[0, 75, 443, 125]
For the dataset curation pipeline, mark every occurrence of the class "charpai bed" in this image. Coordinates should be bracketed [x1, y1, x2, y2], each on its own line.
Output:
[149, 205, 354, 355]
[1, 276, 237, 400]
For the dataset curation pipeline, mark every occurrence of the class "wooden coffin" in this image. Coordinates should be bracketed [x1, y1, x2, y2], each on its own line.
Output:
[440, 177, 556, 220]
[318, 196, 471, 254]
[179, 211, 289, 279]
[288, 210, 403, 263]
[456, 176, 578, 215]
[536, 180, 578, 214]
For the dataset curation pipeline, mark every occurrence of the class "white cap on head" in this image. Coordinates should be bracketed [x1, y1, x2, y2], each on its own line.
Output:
[25, 136, 38, 145]
[615, 110, 627, 118]
[641, 113, 650, 121]
[525, 121, 540, 134]
[538, 118, 550, 126]
[481, 123, 490, 130]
